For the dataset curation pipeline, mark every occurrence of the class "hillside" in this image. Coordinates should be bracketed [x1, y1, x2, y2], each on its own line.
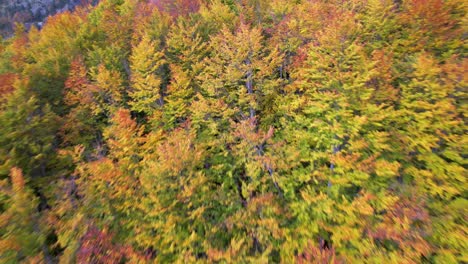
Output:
[0, 0, 466, 263]
[0, 0, 96, 38]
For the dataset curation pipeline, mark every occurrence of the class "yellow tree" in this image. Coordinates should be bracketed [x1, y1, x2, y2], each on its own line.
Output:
[129, 34, 166, 115]
[397, 54, 467, 262]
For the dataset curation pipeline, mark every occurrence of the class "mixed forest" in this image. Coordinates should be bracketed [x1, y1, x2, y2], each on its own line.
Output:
[0, 0, 466, 263]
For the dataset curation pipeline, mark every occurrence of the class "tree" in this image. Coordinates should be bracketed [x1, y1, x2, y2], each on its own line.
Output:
[76, 225, 147, 263]
[0, 167, 47, 262]
[91, 64, 126, 116]
[397, 53, 466, 262]
[163, 17, 210, 129]
[198, 22, 286, 261]
[275, 8, 406, 261]
[0, 84, 59, 178]
[129, 34, 165, 115]
[72, 108, 145, 248]
[138, 123, 208, 261]
[202, 23, 282, 123]
[61, 57, 102, 149]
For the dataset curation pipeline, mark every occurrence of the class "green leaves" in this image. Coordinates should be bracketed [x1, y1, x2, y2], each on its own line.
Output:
[0, 0, 465, 262]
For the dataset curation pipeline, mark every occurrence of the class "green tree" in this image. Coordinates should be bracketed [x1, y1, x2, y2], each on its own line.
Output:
[0, 84, 59, 178]
[0, 167, 47, 262]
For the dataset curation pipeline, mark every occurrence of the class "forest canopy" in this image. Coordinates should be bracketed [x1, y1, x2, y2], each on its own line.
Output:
[0, 0, 466, 263]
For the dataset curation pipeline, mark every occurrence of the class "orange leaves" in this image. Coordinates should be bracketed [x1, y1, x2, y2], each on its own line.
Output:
[112, 108, 139, 132]
[403, 0, 453, 34]
[297, 240, 343, 264]
[413, 54, 443, 80]
[152, 0, 201, 18]
[0, 73, 17, 103]
[9, 167, 25, 192]
[207, 237, 247, 262]
[153, 125, 202, 176]
[397, 0, 464, 52]
[106, 108, 143, 150]
[84, 158, 122, 186]
[77, 225, 148, 264]
[368, 195, 432, 260]
[64, 57, 95, 106]
[370, 50, 399, 104]
[232, 118, 275, 148]
[0, 0, 464, 262]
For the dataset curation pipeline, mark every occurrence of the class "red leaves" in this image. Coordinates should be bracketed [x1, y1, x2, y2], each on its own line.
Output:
[297, 240, 343, 264]
[155, 124, 201, 175]
[368, 195, 432, 259]
[77, 226, 148, 263]
[64, 58, 94, 106]
[112, 108, 139, 133]
[151, 0, 201, 18]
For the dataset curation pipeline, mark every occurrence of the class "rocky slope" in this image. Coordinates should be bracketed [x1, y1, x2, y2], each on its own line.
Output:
[0, 0, 95, 38]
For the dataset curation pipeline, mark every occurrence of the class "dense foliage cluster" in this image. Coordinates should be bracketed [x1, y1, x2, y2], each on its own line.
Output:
[0, 0, 466, 263]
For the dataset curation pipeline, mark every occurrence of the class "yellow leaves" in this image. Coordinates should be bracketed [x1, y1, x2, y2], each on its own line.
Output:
[207, 238, 246, 262]
[414, 54, 442, 79]
[205, 22, 282, 100]
[25, 11, 82, 73]
[55, 213, 85, 250]
[301, 191, 328, 206]
[94, 65, 124, 103]
[199, 0, 238, 31]
[349, 138, 369, 152]
[332, 225, 360, 248]
[375, 160, 400, 178]
[0, 238, 21, 254]
[231, 237, 246, 255]
[351, 192, 375, 216]
[269, 0, 295, 17]
[188, 206, 205, 221]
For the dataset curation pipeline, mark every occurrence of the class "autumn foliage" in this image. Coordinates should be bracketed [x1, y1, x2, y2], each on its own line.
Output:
[0, 0, 466, 263]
